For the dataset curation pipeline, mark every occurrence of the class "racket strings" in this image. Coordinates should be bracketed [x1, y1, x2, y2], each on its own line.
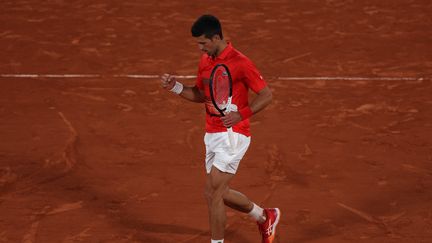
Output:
[212, 68, 230, 110]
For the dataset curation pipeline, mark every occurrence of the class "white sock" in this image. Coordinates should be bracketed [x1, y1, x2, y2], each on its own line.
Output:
[248, 203, 266, 223]
[211, 239, 224, 243]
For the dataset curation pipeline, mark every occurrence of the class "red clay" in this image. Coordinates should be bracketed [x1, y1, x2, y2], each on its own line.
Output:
[1, 1, 432, 242]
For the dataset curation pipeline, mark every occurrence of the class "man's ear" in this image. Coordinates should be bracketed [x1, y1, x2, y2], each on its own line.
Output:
[211, 34, 221, 42]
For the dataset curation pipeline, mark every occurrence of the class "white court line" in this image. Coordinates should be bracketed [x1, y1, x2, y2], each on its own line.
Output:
[277, 76, 427, 81]
[114, 74, 159, 78]
[0, 74, 429, 81]
[0, 74, 196, 79]
[114, 74, 197, 79]
[0, 74, 101, 78]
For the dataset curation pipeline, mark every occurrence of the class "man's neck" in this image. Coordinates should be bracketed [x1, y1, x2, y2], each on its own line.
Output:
[213, 40, 228, 58]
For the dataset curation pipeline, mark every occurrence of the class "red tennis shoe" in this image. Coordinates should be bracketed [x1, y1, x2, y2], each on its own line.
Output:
[257, 208, 281, 243]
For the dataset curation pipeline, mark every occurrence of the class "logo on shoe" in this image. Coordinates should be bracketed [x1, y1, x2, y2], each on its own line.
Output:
[264, 226, 274, 236]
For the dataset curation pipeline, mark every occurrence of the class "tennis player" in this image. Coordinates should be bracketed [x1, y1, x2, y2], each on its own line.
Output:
[161, 14, 280, 243]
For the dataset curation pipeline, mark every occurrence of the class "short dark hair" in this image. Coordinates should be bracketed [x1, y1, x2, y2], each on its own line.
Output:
[191, 15, 223, 39]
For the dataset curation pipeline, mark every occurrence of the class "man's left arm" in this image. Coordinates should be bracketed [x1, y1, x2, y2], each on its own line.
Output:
[220, 86, 272, 128]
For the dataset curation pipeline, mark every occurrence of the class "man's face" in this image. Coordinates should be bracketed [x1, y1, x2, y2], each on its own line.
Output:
[195, 35, 219, 56]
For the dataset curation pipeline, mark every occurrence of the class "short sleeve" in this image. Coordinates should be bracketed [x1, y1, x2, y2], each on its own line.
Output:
[242, 60, 267, 93]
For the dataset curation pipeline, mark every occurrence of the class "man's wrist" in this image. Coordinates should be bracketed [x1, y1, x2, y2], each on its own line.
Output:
[170, 81, 183, 95]
[239, 106, 253, 120]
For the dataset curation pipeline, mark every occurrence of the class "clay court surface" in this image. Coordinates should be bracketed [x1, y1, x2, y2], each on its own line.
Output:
[1, 0, 432, 242]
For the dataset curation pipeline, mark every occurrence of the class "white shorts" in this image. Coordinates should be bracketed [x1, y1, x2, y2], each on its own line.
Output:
[204, 132, 251, 174]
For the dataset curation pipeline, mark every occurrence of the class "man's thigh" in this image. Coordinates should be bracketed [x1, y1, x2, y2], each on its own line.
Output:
[206, 166, 235, 191]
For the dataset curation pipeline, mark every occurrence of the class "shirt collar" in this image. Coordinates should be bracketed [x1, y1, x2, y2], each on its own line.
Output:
[213, 42, 233, 61]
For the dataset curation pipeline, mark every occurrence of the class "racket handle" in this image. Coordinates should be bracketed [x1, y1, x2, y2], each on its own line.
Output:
[227, 127, 236, 152]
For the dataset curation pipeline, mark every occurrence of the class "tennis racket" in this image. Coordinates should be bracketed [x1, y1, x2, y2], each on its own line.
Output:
[209, 63, 236, 152]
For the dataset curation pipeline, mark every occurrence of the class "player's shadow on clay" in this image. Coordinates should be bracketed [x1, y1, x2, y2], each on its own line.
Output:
[76, 185, 250, 242]
[110, 205, 250, 242]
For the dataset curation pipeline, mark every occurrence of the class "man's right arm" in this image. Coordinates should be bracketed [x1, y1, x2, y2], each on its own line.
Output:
[179, 85, 205, 103]
[160, 73, 205, 103]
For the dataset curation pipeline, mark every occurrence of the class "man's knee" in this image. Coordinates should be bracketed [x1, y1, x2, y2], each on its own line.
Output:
[205, 181, 229, 204]
[205, 167, 233, 204]
[204, 183, 213, 203]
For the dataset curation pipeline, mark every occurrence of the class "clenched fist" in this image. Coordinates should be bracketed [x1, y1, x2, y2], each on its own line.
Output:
[160, 74, 176, 90]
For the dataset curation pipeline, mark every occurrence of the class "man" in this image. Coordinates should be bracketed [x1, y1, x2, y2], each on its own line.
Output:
[161, 14, 280, 243]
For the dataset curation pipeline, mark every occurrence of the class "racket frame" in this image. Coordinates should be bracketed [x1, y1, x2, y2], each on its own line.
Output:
[209, 63, 236, 152]
[209, 63, 233, 116]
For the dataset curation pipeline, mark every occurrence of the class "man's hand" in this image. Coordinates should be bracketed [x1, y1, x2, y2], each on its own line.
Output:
[160, 74, 176, 90]
[220, 111, 242, 128]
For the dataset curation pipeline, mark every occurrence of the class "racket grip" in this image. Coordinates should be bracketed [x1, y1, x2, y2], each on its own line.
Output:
[227, 127, 236, 152]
